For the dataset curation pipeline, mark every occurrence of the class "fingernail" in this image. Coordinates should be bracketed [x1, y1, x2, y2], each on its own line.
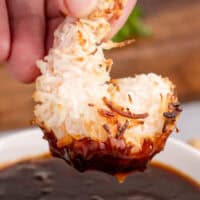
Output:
[62, 0, 98, 17]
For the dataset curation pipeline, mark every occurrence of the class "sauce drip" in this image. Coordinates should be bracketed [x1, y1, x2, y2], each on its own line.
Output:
[115, 173, 128, 184]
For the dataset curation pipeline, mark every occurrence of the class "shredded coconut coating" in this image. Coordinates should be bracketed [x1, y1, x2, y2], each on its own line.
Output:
[33, 0, 181, 156]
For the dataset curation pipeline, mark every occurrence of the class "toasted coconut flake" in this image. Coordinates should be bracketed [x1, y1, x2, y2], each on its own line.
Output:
[128, 94, 133, 103]
[117, 120, 129, 138]
[98, 109, 115, 118]
[88, 103, 95, 107]
[102, 124, 111, 135]
[163, 112, 177, 119]
[102, 39, 135, 50]
[103, 97, 149, 119]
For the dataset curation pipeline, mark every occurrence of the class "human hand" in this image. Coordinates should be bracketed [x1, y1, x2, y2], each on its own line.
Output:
[0, 0, 137, 83]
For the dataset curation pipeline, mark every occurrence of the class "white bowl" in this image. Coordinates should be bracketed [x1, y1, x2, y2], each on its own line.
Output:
[0, 128, 200, 184]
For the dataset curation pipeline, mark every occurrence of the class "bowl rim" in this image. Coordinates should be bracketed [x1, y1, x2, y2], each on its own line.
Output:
[0, 128, 200, 184]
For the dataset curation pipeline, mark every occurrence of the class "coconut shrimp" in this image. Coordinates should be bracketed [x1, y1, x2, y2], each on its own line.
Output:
[33, 0, 181, 175]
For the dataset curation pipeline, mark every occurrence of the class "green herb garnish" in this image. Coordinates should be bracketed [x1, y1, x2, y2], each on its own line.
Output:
[112, 6, 152, 42]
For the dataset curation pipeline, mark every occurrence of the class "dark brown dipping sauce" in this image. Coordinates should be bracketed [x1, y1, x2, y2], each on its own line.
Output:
[0, 157, 199, 200]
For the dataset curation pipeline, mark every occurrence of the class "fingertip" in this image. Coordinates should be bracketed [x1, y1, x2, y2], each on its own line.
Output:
[7, 36, 43, 83]
[7, 67, 40, 84]
[58, 0, 97, 18]
[7, 53, 41, 83]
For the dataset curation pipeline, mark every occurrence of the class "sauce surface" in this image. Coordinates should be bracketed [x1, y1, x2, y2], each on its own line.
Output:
[0, 157, 199, 200]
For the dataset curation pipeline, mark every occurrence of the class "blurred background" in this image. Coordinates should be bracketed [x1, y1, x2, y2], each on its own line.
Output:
[0, 0, 200, 144]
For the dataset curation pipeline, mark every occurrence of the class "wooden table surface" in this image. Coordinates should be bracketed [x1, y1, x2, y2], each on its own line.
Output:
[0, 0, 200, 131]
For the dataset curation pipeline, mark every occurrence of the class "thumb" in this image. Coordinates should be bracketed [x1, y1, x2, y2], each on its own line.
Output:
[58, 0, 98, 18]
